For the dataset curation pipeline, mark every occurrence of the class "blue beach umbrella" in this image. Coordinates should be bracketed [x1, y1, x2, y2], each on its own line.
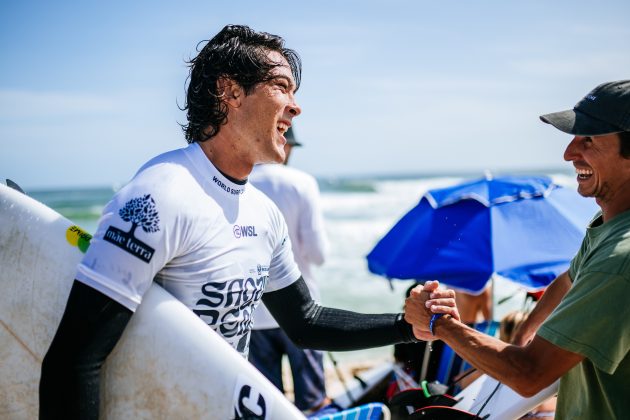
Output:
[366, 175, 598, 293]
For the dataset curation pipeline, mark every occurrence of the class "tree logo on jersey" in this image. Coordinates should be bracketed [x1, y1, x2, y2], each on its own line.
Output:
[118, 194, 161, 234]
[103, 194, 159, 263]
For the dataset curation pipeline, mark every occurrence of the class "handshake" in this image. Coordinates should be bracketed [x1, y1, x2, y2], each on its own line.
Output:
[403, 280, 460, 342]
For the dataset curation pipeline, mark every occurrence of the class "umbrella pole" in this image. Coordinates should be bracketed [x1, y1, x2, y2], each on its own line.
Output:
[419, 342, 432, 382]
[327, 351, 355, 407]
[490, 275, 495, 322]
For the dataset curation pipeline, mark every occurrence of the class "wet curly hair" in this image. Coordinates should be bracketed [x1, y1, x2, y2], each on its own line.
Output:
[181, 25, 301, 143]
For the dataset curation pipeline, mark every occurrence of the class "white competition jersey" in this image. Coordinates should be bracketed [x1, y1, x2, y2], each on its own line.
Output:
[249, 164, 328, 329]
[75, 143, 300, 356]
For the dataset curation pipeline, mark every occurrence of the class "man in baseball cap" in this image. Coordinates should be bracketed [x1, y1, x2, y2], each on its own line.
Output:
[404, 80, 630, 419]
[284, 126, 302, 147]
[281, 126, 302, 164]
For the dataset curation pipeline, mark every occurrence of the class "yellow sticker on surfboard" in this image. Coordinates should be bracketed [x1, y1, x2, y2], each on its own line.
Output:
[66, 225, 92, 253]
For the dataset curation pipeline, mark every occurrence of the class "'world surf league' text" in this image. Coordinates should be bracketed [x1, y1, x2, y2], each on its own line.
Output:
[212, 176, 244, 195]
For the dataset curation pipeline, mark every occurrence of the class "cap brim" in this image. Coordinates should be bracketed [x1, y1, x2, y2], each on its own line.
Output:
[540, 109, 623, 136]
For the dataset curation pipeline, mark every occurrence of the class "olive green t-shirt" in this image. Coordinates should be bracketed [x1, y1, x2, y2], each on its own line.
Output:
[538, 210, 630, 419]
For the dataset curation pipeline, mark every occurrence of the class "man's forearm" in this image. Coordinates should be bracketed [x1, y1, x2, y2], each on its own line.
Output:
[432, 316, 535, 393]
[512, 271, 572, 345]
[432, 315, 581, 397]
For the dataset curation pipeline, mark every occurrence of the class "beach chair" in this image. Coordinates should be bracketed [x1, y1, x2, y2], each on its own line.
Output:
[310, 402, 391, 420]
[388, 379, 458, 419]
[435, 320, 499, 389]
[387, 321, 499, 418]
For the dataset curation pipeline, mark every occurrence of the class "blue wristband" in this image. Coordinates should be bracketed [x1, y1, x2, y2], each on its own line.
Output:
[429, 314, 443, 336]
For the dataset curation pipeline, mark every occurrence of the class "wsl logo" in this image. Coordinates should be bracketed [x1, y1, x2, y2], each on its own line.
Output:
[233, 225, 258, 239]
[104, 194, 160, 263]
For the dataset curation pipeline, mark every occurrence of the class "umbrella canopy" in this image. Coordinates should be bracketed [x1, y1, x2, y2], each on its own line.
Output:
[366, 175, 598, 293]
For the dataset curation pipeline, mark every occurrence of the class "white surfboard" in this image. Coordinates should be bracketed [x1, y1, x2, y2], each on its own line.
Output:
[452, 373, 558, 419]
[0, 183, 305, 419]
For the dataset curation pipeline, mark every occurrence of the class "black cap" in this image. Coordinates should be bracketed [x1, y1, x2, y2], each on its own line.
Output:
[540, 80, 630, 136]
[285, 126, 302, 147]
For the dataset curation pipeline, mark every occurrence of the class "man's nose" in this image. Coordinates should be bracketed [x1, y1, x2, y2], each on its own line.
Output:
[563, 137, 580, 162]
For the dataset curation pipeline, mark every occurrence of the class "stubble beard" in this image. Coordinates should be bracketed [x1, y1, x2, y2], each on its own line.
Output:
[593, 182, 614, 205]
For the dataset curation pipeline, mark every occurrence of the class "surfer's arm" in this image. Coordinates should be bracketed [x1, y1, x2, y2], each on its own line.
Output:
[262, 277, 457, 350]
[511, 271, 572, 346]
[40, 280, 133, 418]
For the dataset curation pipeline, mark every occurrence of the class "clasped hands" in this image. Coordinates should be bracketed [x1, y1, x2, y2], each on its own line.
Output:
[404, 280, 460, 341]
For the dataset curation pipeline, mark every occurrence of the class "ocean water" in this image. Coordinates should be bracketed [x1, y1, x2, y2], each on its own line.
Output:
[27, 172, 577, 366]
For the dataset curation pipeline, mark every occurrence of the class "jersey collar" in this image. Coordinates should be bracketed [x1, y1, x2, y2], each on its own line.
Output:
[188, 142, 247, 198]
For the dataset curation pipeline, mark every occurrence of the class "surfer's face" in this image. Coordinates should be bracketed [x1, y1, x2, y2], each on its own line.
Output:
[228, 50, 301, 165]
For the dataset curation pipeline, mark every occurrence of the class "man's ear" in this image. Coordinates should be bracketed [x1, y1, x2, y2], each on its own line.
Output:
[217, 77, 243, 108]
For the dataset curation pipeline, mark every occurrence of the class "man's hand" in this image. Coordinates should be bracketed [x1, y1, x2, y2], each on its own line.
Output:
[404, 280, 459, 341]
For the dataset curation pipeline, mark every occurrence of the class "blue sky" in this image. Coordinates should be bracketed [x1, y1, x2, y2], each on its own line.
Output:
[2, 1, 629, 189]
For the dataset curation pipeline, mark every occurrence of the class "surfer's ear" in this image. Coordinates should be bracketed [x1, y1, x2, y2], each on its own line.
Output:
[217, 77, 242, 108]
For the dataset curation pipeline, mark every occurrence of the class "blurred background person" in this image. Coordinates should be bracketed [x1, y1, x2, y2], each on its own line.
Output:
[248, 127, 332, 414]
[455, 284, 492, 326]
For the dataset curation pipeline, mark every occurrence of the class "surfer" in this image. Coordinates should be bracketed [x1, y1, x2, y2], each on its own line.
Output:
[405, 80, 630, 418]
[39, 25, 458, 419]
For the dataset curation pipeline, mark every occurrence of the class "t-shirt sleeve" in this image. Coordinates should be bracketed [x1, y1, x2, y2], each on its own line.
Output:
[537, 271, 630, 374]
[568, 237, 588, 282]
[75, 178, 181, 311]
[265, 208, 301, 293]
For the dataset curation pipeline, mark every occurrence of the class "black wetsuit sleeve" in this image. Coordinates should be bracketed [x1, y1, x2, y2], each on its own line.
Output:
[40, 280, 132, 419]
[261, 277, 419, 351]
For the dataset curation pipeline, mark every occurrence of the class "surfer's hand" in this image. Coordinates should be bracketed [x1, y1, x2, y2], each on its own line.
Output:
[403, 284, 433, 332]
[412, 325, 437, 342]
